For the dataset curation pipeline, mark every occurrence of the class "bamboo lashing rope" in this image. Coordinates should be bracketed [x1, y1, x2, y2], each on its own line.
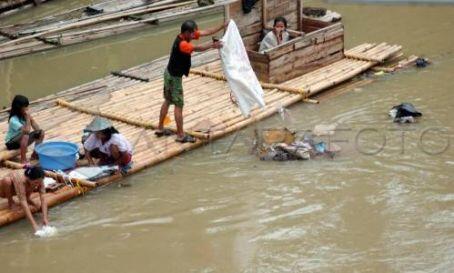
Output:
[190, 69, 309, 97]
[55, 99, 208, 140]
[1, 160, 97, 188]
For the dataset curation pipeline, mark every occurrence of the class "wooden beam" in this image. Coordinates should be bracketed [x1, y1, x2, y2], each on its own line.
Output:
[262, 0, 267, 29]
[297, 0, 303, 31]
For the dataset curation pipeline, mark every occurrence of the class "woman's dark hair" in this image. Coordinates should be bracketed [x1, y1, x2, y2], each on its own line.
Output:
[9, 95, 29, 121]
[24, 166, 45, 180]
[181, 20, 198, 33]
[99, 127, 119, 142]
[274, 16, 288, 28]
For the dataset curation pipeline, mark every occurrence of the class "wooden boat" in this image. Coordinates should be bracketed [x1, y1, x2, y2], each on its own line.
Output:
[0, 0, 408, 227]
[0, 0, 53, 17]
[0, 0, 236, 60]
[230, 0, 344, 83]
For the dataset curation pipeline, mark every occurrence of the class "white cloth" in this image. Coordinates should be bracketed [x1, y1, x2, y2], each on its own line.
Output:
[35, 226, 57, 237]
[220, 20, 265, 117]
[83, 133, 132, 156]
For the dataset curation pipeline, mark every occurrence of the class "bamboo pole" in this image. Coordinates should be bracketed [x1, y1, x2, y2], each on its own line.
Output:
[262, 0, 268, 29]
[1, 160, 97, 188]
[0, 85, 107, 115]
[0, 150, 19, 162]
[55, 99, 208, 140]
[190, 69, 309, 96]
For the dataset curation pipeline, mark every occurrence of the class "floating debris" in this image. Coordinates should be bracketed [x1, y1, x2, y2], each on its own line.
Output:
[256, 128, 341, 161]
[415, 57, 430, 68]
[389, 103, 422, 123]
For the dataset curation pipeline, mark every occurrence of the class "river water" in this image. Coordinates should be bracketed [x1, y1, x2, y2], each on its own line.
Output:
[0, 1, 453, 273]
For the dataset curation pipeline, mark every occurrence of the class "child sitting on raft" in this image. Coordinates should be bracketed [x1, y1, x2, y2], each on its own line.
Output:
[4, 95, 45, 163]
[259, 16, 290, 53]
[0, 165, 50, 232]
[83, 117, 133, 175]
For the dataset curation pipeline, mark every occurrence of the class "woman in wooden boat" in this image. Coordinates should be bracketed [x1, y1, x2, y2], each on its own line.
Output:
[155, 20, 226, 143]
[0, 165, 49, 232]
[4, 95, 45, 164]
[259, 16, 290, 53]
[83, 117, 133, 175]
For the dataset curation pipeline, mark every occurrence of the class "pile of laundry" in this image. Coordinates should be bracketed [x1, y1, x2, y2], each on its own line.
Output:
[255, 126, 341, 161]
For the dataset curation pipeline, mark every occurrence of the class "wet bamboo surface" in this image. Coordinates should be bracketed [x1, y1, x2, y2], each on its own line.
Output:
[0, 43, 402, 227]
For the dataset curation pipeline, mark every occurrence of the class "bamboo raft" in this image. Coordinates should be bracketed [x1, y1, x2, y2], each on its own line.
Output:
[0, 42, 403, 227]
[0, 0, 235, 60]
[0, 0, 52, 17]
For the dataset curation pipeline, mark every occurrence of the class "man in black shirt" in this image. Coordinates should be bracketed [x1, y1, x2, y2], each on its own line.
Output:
[155, 20, 227, 143]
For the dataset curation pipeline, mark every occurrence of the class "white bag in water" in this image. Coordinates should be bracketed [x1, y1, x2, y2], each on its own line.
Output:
[35, 226, 58, 238]
[220, 20, 265, 117]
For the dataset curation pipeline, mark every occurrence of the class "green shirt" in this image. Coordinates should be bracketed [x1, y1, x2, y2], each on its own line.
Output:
[5, 116, 25, 143]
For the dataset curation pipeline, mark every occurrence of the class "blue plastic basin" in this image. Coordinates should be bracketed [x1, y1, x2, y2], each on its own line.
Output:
[35, 141, 79, 170]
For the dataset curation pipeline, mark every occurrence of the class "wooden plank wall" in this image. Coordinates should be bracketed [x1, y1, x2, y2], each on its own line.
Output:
[227, 0, 302, 50]
[248, 23, 345, 83]
[301, 17, 331, 33]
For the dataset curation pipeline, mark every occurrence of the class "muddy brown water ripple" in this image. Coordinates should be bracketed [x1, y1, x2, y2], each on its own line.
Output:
[0, 1, 453, 273]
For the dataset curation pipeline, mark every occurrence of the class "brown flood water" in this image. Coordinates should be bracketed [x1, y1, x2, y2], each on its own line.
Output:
[0, 1, 453, 273]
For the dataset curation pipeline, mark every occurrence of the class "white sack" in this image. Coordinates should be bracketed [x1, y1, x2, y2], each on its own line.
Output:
[220, 20, 265, 117]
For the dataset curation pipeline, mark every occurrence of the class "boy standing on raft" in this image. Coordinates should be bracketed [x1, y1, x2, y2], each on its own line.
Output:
[155, 20, 227, 143]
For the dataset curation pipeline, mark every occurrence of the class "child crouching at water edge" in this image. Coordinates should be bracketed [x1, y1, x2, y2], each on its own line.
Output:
[4, 95, 45, 163]
[83, 117, 133, 175]
[0, 165, 50, 232]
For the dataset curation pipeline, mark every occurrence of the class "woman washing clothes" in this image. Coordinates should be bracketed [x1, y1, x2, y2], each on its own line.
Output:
[4, 95, 45, 164]
[83, 117, 133, 175]
[0, 165, 49, 232]
[259, 16, 290, 53]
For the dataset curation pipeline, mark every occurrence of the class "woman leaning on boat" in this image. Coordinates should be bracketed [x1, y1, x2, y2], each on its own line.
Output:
[259, 16, 290, 53]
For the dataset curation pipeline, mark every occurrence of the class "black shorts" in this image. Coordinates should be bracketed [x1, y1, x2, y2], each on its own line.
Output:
[5, 130, 43, 150]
